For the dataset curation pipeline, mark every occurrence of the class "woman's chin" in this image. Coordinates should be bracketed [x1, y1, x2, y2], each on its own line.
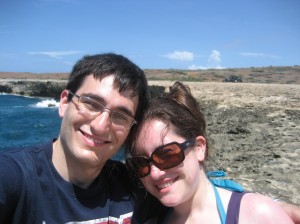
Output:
[160, 196, 180, 207]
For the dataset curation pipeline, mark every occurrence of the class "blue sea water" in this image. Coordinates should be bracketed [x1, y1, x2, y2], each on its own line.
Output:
[0, 94, 61, 151]
[0, 94, 124, 160]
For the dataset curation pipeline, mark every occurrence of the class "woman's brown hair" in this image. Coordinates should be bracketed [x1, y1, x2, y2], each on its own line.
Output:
[126, 81, 209, 159]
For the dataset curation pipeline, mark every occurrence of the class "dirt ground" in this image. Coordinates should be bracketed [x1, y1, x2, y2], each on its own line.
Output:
[149, 81, 300, 205]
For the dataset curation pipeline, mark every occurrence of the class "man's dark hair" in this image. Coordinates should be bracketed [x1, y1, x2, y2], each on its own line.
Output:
[66, 53, 149, 145]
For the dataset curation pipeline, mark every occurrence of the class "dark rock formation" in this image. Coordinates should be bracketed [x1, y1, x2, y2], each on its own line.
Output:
[0, 80, 67, 99]
[0, 80, 165, 99]
[0, 84, 13, 94]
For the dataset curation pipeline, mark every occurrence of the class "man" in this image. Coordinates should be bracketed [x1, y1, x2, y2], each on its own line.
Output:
[0, 53, 159, 223]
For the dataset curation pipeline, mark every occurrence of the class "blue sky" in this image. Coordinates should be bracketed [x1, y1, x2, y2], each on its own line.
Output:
[1, 0, 299, 73]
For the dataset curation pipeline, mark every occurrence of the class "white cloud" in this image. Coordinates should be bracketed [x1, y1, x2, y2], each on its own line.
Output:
[188, 50, 224, 70]
[188, 65, 209, 70]
[28, 51, 82, 59]
[208, 50, 221, 63]
[164, 51, 194, 61]
[188, 64, 224, 70]
[240, 52, 280, 59]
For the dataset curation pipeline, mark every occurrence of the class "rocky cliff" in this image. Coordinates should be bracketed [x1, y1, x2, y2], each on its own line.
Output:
[0, 80, 67, 99]
[0, 80, 166, 99]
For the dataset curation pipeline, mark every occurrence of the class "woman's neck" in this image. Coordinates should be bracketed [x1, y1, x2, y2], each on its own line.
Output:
[169, 177, 221, 224]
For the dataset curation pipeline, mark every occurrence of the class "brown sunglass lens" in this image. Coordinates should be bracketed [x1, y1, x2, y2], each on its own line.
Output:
[130, 157, 150, 177]
[152, 144, 184, 169]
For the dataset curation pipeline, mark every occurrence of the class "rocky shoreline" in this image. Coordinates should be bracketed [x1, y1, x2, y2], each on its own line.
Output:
[0, 79, 67, 99]
[1, 79, 299, 205]
[0, 79, 166, 100]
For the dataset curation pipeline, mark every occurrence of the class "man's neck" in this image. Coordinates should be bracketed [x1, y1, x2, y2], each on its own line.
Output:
[52, 139, 103, 189]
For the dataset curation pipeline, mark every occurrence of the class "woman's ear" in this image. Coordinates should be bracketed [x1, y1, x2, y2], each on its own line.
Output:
[195, 135, 207, 162]
[58, 90, 69, 118]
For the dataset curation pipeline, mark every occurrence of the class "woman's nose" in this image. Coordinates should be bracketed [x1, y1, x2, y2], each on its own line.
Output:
[148, 164, 165, 180]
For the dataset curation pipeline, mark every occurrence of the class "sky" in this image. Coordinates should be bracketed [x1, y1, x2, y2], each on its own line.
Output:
[0, 0, 299, 73]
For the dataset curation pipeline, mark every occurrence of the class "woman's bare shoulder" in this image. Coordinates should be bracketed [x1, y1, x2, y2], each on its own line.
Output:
[239, 193, 294, 224]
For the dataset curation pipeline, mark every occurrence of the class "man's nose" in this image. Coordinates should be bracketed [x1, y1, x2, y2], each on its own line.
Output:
[90, 110, 111, 132]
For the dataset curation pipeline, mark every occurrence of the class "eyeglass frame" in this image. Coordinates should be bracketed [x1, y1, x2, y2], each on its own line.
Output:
[68, 91, 137, 129]
[126, 139, 196, 178]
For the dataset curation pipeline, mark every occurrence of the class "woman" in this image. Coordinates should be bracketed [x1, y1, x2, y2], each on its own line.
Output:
[126, 81, 294, 223]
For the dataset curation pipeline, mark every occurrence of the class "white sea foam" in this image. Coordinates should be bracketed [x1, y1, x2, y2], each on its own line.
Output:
[1, 93, 37, 98]
[35, 99, 59, 108]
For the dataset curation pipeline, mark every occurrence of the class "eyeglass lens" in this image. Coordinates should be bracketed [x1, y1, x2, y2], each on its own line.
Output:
[78, 95, 135, 128]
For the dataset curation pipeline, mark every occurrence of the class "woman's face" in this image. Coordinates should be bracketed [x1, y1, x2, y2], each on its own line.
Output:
[135, 119, 206, 207]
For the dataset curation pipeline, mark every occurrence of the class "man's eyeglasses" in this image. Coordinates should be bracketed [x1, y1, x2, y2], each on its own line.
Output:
[126, 139, 196, 178]
[69, 91, 137, 129]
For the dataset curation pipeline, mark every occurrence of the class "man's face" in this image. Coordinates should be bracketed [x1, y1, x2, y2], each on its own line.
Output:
[58, 75, 139, 168]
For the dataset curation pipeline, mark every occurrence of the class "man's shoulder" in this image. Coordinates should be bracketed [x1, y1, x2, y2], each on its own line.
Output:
[0, 141, 52, 165]
[0, 141, 52, 193]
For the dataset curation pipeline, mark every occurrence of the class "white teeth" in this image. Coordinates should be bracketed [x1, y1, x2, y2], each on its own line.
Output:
[84, 133, 104, 144]
[157, 181, 173, 189]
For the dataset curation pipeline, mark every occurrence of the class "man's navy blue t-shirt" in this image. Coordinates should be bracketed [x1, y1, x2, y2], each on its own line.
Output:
[0, 140, 143, 223]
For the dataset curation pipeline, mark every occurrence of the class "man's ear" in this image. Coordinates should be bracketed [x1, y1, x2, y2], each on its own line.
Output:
[58, 90, 69, 118]
[195, 135, 207, 162]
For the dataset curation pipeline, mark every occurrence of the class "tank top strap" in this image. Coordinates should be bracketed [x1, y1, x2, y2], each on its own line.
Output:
[225, 191, 247, 224]
[212, 183, 226, 224]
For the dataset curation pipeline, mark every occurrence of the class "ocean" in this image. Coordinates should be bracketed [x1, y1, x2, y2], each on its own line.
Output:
[0, 94, 61, 151]
[0, 94, 124, 160]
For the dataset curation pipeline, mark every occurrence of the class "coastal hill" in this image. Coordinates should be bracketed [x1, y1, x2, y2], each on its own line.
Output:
[0, 67, 300, 205]
[0, 65, 300, 84]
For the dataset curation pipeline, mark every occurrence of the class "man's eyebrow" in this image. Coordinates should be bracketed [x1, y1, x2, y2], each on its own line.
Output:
[81, 93, 103, 101]
[82, 93, 135, 117]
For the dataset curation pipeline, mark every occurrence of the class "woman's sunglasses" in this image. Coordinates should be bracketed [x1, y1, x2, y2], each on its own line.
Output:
[126, 139, 196, 178]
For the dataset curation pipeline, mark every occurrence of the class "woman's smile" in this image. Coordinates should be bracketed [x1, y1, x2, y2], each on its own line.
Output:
[156, 177, 179, 191]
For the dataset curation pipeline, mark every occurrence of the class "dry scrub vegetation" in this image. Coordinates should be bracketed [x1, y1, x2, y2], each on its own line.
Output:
[1, 65, 300, 84]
